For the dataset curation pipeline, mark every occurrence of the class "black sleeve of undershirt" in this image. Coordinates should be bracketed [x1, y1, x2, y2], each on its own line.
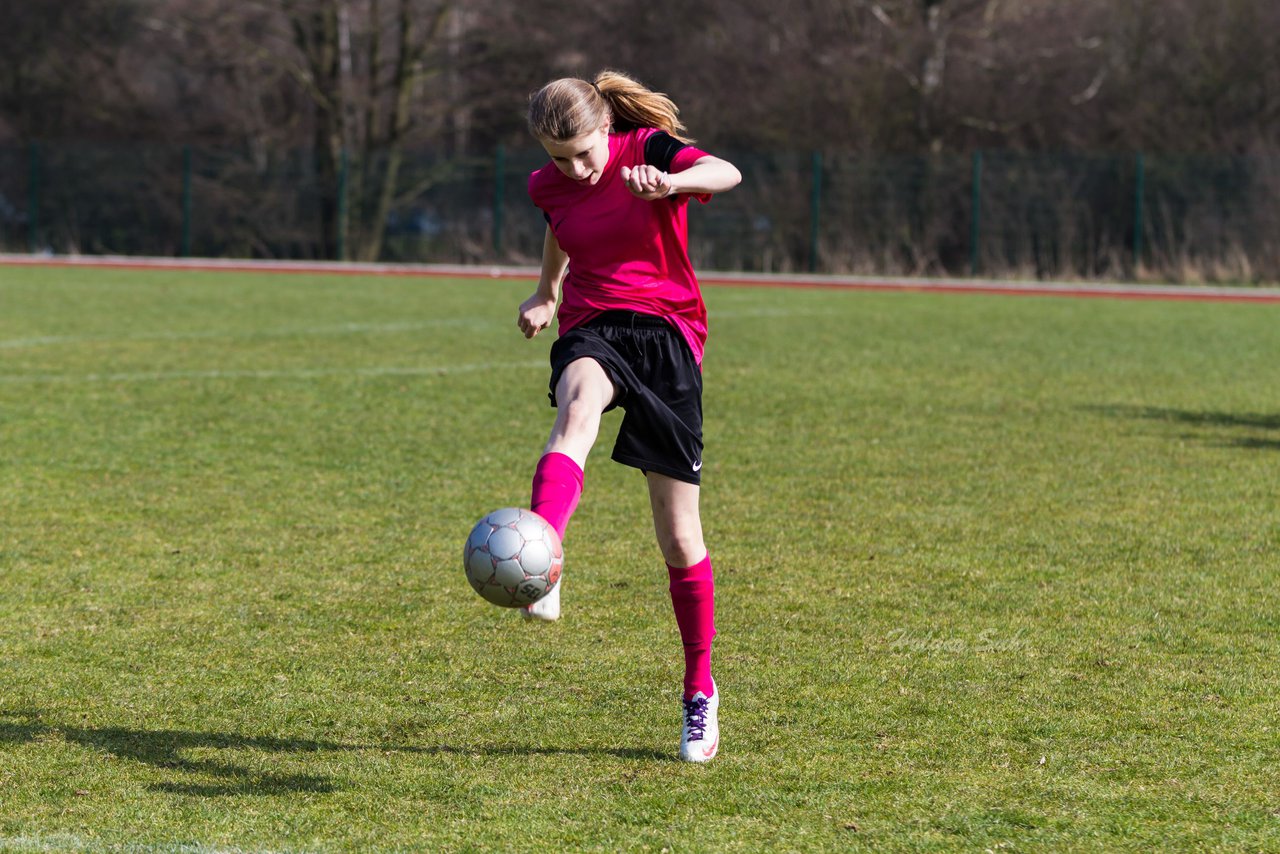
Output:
[644, 131, 689, 173]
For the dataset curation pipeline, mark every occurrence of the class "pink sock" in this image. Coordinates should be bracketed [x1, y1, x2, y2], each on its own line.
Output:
[530, 452, 583, 540]
[668, 554, 716, 700]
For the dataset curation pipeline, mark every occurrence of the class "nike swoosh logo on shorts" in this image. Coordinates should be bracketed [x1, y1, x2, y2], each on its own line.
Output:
[692, 461, 702, 471]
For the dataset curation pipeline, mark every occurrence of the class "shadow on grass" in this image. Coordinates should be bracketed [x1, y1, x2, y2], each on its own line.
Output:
[0, 712, 342, 796]
[403, 744, 671, 761]
[1084, 405, 1280, 450]
[0, 711, 668, 797]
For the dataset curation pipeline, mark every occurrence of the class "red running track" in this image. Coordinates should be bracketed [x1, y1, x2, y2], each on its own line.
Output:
[3, 253, 1279, 304]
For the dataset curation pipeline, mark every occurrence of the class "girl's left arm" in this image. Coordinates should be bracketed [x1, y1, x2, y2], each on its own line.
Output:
[666, 156, 742, 197]
[621, 156, 742, 200]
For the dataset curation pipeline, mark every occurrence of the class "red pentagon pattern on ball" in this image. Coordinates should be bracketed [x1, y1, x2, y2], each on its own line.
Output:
[463, 507, 564, 607]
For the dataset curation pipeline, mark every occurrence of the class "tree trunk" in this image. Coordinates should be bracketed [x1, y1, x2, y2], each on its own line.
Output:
[355, 0, 451, 262]
[289, 0, 348, 259]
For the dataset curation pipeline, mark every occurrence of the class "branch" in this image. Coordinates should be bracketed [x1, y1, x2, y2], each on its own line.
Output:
[1070, 66, 1107, 105]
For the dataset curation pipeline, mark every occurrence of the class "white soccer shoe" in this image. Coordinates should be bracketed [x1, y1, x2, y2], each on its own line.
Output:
[679, 680, 719, 763]
[520, 581, 561, 621]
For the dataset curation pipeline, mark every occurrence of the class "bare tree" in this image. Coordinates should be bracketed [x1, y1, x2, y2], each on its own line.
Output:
[0, 0, 151, 141]
[274, 0, 455, 259]
[4, 0, 1278, 275]
[132, 0, 460, 259]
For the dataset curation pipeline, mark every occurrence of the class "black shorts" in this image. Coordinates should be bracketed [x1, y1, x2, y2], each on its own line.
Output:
[548, 311, 704, 485]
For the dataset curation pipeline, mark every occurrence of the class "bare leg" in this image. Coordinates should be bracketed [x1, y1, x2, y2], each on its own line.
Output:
[522, 358, 615, 621]
[646, 472, 706, 568]
[544, 358, 616, 469]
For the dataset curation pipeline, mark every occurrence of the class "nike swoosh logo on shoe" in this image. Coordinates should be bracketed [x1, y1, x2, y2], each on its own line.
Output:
[701, 735, 719, 758]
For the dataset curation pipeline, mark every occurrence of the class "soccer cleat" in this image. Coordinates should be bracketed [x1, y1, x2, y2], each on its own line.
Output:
[520, 580, 561, 621]
[679, 680, 719, 763]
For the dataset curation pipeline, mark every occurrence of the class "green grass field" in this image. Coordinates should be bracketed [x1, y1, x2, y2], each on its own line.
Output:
[1, 266, 1278, 852]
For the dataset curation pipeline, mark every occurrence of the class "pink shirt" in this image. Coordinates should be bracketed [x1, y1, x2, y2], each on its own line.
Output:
[528, 128, 713, 364]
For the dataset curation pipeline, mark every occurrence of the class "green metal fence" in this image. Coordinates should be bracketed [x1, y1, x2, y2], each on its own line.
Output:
[2, 143, 1277, 282]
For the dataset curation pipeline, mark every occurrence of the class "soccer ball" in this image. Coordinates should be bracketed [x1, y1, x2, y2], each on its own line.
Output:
[463, 507, 563, 607]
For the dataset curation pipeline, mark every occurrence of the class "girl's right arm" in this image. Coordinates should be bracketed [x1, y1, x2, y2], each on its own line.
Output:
[518, 225, 569, 339]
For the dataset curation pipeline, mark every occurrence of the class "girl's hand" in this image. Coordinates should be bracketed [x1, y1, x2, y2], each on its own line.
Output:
[518, 293, 557, 339]
[620, 165, 675, 200]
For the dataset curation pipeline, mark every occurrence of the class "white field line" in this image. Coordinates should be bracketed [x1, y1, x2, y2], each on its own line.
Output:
[0, 310, 821, 351]
[0, 253, 536, 280]
[0, 360, 547, 385]
[0, 834, 305, 854]
[0, 318, 495, 350]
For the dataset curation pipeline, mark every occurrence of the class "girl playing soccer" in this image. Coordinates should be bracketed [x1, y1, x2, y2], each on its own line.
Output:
[517, 70, 741, 763]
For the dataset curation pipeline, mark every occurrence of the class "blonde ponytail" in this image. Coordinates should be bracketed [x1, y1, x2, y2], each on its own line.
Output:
[594, 70, 693, 143]
[528, 70, 693, 144]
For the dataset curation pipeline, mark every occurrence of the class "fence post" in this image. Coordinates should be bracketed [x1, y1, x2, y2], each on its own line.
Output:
[1133, 152, 1145, 271]
[27, 142, 41, 253]
[970, 150, 983, 276]
[181, 145, 193, 258]
[493, 143, 506, 257]
[809, 151, 822, 273]
[337, 147, 349, 261]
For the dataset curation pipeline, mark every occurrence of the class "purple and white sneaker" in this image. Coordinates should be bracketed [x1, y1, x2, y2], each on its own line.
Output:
[679, 680, 719, 763]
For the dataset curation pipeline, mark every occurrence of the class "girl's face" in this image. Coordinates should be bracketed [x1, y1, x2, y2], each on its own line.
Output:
[540, 123, 610, 185]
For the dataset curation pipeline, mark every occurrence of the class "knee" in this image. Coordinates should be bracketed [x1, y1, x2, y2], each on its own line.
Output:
[559, 395, 604, 434]
[658, 527, 706, 569]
